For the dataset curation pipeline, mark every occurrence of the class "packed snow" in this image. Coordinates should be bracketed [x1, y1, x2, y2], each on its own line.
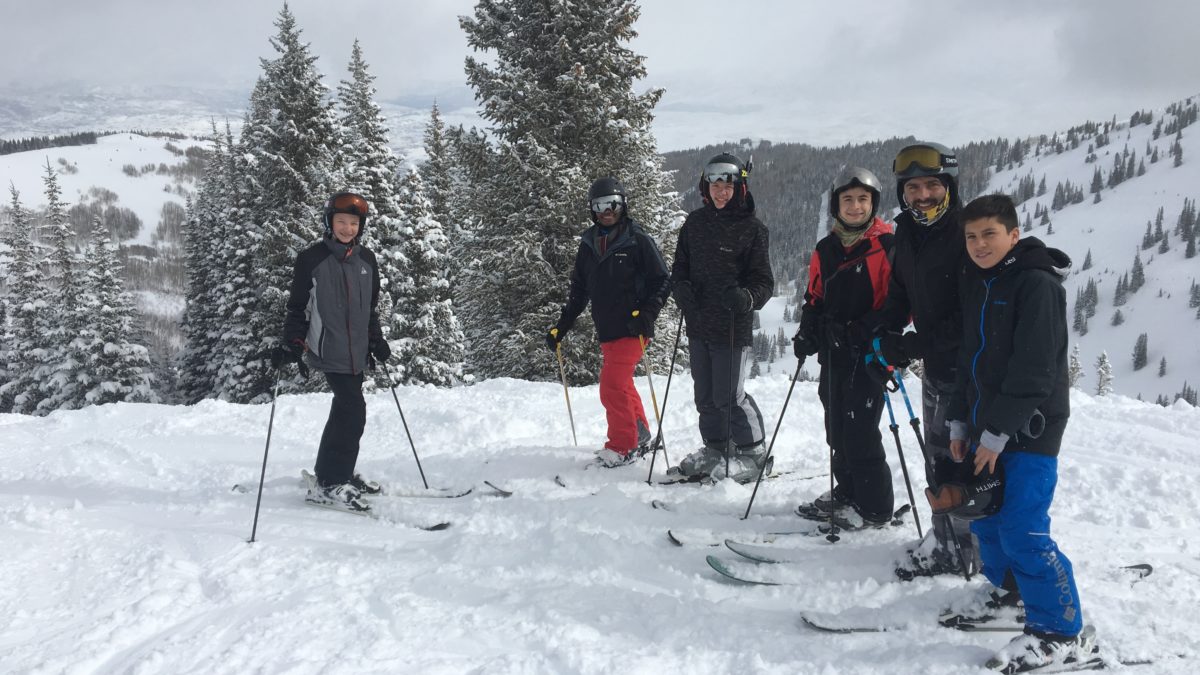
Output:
[2, 293, 1198, 674]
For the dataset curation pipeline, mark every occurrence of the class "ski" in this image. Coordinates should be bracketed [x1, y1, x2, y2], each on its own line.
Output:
[795, 502, 912, 525]
[667, 526, 820, 548]
[482, 481, 514, 497]
[722, 505, 913, 563]
[303, 499, 452, 531]
[706, 554, 782, 586]
[655, 469, 798, 487]
[800, 614, 897, 634]
[987, 655, 1154, 673]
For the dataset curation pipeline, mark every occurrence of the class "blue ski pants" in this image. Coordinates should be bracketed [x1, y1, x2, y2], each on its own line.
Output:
[971, 451, 1083, 637]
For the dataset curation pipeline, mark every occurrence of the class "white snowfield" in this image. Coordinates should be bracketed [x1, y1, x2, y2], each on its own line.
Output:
[2, 370, 1198, 674]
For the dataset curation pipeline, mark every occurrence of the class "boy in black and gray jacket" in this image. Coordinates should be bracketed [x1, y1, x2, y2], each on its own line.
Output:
[273, 191, 390, 513]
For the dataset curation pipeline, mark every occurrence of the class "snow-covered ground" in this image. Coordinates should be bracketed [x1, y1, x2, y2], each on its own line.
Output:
[3, 333, 1198, 672]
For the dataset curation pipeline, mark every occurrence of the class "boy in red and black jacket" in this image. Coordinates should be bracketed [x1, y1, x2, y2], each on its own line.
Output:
[794, 167, 896, 527]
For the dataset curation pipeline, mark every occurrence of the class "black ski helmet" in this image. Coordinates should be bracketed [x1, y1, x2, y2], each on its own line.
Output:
[925, 455, 1005, 521]
[698, 152, 749, 208]
[829, 166, 883, 224]
[587, 176, 627, 223]
[323, 191, 370, 239]
[893, 142, 960, 219]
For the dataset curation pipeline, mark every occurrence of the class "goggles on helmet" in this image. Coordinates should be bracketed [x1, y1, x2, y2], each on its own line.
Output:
[330, 193, 369, 217]
[590, 195, 624, 213]
[704, 162, 744, 184]
[893, 145, 950, 176]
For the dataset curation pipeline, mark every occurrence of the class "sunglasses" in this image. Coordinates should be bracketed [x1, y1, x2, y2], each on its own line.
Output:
[590, 195, 624, 213]
[703, 161, 743, 184]
[330, 193, 369, 216]
[893, 145, 955, 176]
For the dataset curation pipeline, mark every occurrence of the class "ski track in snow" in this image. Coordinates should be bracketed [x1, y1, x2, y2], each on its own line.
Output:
[2, 373, 1199, 674]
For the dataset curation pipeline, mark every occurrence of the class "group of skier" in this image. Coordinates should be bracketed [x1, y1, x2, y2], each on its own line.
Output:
[271, 143, 1087, 673]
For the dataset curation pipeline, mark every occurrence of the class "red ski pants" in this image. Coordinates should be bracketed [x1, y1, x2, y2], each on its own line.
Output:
[599, 337, 651, 452]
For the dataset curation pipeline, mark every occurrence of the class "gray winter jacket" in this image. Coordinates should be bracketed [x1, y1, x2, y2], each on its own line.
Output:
[283, 237, 383, 375]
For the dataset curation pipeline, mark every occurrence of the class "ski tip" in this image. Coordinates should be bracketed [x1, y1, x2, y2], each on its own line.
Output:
[1122, 563, 1153, 578]
[421, 522, 452, 531]
[553, 475, 567, 488]
[231, 484, 249, 494]
[705, 555, 779, 585]
[651, 499, 672, 511]
[482, 480, 514, 497]
[667, 529, 684, 546]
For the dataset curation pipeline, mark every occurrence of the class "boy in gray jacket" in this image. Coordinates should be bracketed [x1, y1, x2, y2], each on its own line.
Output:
[273, 191, 390, 512]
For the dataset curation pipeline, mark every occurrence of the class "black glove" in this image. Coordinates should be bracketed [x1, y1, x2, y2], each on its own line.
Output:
[369, 339, 391, 364]
[721, 286, 753, 313]
[876, 331, 913, 369]
[672, 281, 697, 314]
[792, 333, 819, 359]
[844, 320, 872, 351]
[270, 340, 309, 378]
[863, 353, 899, 391]
[627, 309, 653, 337]
[545, 326, 566, 352]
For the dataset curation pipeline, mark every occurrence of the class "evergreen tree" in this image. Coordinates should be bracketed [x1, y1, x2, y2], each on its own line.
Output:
[35, 159, 88, 412]
[1081, 248, 1092, 270]
[1037, 175, 1046, 196]
[212, 6, 340, 402]
[1094, 351, 1113, 396]
[74, 216, 158, 405]
[1067, 344, 1083, 388]
[1158, 232, 1170, 254]
[0, 187, 47, 413]
[456, 0, 682, 381]
[1130, 251, 1146, 292]
[1141, 221, 1154, 250]
[1158, 356, 1167, 377]
[421, 102, 455, 240]
[1090, 166, 1104, 193]
[1132, 333, 1148, 370]
[1189, 280, 1200, 308]
[388, 170, 466, 386]
[1111, 309, 1124, 326]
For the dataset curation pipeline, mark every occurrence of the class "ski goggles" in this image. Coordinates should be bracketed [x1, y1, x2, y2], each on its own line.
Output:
[590, 195, 624, 213]
[329, 193, 369, 216]
[893, 145, 951, 176]
[925, 483, 967, 515]
[703, 162, 744, 184]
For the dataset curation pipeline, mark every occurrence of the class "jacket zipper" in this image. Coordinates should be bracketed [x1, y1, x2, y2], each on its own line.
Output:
[969, 277, 995, 426]
[342, 247, 356, 374]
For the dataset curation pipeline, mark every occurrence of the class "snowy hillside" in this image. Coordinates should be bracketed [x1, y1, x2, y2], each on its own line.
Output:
[983, 104, 1200, 404]
[2, 293, 1199, 674]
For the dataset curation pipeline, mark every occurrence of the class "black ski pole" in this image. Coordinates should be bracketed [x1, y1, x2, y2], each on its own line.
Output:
[824, 342, 840, 543]
[248, 379, 280, 544]
[724, 309, 737, 480]
[742, 358, 803, 519]
[646, 313, 683, 483]
[879, 366, 923, 540]
[381, 361, 429, 490]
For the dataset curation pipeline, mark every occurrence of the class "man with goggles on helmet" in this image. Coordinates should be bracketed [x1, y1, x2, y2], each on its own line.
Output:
[669, 153, 773, 483]
[547, 177, 671, 467]
[868, 142, 980, 578]
[273, 191, 391, 513]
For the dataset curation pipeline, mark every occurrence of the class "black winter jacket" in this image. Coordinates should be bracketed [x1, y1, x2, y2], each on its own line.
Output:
[948, 237, 1072, 456]
[869, 208, 966, 383]
[670, 194, 773, 348]
[557, 218, 671, 343]
[283, 237, 383, 375]
[798, 217, 895, 350]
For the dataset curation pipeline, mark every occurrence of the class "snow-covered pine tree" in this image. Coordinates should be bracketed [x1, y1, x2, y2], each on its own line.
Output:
[34, 159, 89, 413]
[1068, 344, 1083, 388]
[74, 215, 158, 406]
[389, 169, 466, 386]
[1159, 356, 1167, 377]
[1094, 351, 1113, 396]
[0, 186, 51, 414]
[1081, 248, 1092, 270]
[1111, 309, 1124, 326]
[421, 102, 454, 244]
[455, 0, 682, 383]
[1130, 250, 1146, 292]
[334, 38, 408, 391]
[180, 121, 231, 403]
[1132, 333, 1148, 371]
[213, 6, 339, 403]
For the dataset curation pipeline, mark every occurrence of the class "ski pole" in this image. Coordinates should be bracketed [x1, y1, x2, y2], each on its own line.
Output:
[646, 313, 683, 483]
[551, 328, 578, 447]
[381, 361, 429, 489]
[742, 358, 803, 519]
[633, 310, 663, 446]
[872, 337, 928, 457]
[824, 342, 840, 543]
[873, 354, 924, 540]
[724, 310, 737, 480]
[248, 380, 280, 544]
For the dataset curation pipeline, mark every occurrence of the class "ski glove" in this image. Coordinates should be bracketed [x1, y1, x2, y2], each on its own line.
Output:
[545, 326, 565, 352]
[721, 286, 753, 313]
[792, 333, 819, 359]
[369, 339, 391, 364]
[270, 340, 309, 378]
[876, 331, 915, 369]
[672, 280, 697, 314]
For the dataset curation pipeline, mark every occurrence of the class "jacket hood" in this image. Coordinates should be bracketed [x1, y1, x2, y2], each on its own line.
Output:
[987, 236, 1072, 279]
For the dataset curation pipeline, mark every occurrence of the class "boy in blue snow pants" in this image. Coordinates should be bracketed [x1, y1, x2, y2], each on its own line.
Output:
[946, 194, 1091, 670]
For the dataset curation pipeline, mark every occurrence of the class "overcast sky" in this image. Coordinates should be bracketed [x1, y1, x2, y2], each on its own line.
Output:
[3, 0, 1199, 150]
